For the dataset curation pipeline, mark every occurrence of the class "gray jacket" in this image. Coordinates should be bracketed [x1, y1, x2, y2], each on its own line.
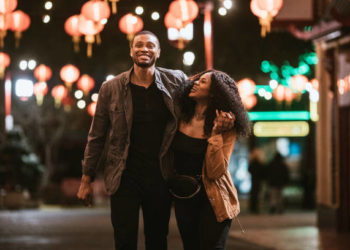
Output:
[82, 67, 187, 195]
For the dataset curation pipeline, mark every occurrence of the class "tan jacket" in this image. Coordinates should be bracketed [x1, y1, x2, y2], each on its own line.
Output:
[202, 131, 240, 222]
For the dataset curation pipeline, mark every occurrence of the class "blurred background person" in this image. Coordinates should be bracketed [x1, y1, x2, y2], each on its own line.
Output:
[248, 148, 265, 214]
[266, 152, 289, 214]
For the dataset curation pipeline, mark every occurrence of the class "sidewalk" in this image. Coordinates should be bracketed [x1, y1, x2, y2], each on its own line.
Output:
[230, 212, 350, 250]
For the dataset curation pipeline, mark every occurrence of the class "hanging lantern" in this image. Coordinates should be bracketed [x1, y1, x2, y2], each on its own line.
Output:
[60, 64, 80, 90]
[62, 96, 74, 112]
[119, 13, 143, 42]
[0, 13, 11, 48]
[284, 87, 296, 105]
[34, 64, 52, 82]
[169, 0, 199, 24]
[244, 95, 257, 110]
[165, 11, 184, 30]
[81, 0, 110, 23]
[273, 84, 285, 102]
[65, 15, 82, 53]
[290, 75, 308, 93]
[0, 51, 10, 78]
[310, 79, 319, 91]
[250, 0, 283, 37]
[237, 78, 256, 98]
[77, 74, 95, 95]
[51, 85, 68, 108]
[9, 10, 30, 48]
[87, 101, 97, 117]
[0, 0, 17, 14]
[78, 15, 104, 57]
[108, 0, 119, 14]
[33, 81, 48, 105]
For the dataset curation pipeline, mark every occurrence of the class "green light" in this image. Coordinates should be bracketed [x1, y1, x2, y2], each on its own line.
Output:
[270, 72, 279, 80]
[298, 63, 310, 75]
[248, 111, 311, 121]
[261, 61, 270, 73]
[270, 64, 279, 72]
[254, 85, 272, 94]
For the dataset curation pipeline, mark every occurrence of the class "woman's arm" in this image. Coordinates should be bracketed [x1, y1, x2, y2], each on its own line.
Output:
[204, 131, 236, 180]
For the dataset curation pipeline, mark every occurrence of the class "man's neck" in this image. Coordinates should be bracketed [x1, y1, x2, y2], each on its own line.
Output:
[131, 65, 155, 88]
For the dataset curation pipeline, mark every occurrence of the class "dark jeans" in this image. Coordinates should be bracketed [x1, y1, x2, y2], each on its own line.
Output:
[174, 190, 232, 250]
[110, 173, 171, 250]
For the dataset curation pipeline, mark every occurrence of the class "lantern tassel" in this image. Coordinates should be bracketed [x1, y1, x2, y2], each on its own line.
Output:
[87, 43, 93, 58]
[54, 99, 61, 108]
[73, 36, 80, 53]
[96, 34, 102, 45]
[36, 93, 44, 106]
[0, 30, 6, 48]
[15, 32, 22, 48]
[0, 67, 4, 79]
[110, 0, 119, 14]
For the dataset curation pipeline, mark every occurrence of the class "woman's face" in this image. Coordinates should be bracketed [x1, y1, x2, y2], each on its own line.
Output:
[189, 72, 212, 101]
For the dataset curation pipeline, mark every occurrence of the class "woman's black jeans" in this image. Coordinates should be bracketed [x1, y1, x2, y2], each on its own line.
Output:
[174, 190, 232, 250]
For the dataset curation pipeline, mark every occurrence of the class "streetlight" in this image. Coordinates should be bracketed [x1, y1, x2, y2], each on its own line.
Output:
[15, 79, 34, 101]
[183, 51, 195, 66]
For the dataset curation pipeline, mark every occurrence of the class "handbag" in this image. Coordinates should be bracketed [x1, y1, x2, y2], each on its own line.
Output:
[168, 174, 202, 199]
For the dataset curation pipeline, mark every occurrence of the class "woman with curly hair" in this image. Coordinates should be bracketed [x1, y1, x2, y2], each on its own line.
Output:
[169, 69, 250, 250]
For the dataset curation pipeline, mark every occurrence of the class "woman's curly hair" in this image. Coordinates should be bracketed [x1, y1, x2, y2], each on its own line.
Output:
[178, 69, 251, 137]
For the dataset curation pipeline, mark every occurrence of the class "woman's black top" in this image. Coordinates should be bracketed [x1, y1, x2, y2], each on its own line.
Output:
[171, 130, 208, 177]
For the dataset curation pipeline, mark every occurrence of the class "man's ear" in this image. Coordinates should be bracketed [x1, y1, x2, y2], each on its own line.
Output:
[156, 49, 161, 59]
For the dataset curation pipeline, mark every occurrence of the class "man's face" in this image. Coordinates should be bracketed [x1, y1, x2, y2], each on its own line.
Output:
[130, 34, 160, 68]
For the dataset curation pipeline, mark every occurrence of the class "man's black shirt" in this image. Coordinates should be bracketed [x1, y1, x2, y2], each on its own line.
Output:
[124, 82, 171, 185]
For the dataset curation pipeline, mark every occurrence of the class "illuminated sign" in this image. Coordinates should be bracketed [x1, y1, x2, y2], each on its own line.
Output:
[253, 121, 310, 137]
[248, 111, 310, 121]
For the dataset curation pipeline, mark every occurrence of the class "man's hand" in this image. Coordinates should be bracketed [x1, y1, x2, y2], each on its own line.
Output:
[212, 110, 235, 135]
[77, 175, 93, 207]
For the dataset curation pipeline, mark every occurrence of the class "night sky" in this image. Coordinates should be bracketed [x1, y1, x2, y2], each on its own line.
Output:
[5, 0, 313, 90]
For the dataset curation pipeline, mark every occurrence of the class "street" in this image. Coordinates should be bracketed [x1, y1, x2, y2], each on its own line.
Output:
[0, 207, 268, 250]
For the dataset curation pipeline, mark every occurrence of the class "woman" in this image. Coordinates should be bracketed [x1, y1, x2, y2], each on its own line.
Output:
[170, 69, 250, 250]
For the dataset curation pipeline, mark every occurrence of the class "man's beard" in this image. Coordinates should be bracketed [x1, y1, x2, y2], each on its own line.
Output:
[132, 56, 156, 68]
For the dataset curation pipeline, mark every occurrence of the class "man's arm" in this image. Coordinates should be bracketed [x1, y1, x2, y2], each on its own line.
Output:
[77, 82, 110, 206]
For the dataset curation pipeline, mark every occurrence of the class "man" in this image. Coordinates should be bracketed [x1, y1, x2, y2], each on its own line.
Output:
[77, 30, 234, 250]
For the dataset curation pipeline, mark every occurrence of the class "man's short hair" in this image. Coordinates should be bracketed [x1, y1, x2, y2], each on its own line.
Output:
[130, 30, 160, 48]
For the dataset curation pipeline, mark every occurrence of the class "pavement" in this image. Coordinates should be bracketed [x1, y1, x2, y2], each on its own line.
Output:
[0, 206, 349, 250]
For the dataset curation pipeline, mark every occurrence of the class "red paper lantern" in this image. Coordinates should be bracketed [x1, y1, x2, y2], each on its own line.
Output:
[77, 74, 95, 95]
[237, 78, 256, 98]
[290, 75, 308, 93]
[51, 85, 68, 107]
[81, 0, 110, 23]
[0, 0, 17, 14]
[119, 13, 143, 41]
[65, 15, 82, 52]
[310, 79, 319, 91]
[34, 64, 52, 82]
[78, 14, 104, 57]
[33, 81, 48, 105]
[284, 87, 295, 103]
[9, 10, 30, 47]
[273, 84, 285, 102]
[0, 51, 10, 78]
[87, 102, 97, 117]
[164, 12, 184, 29]
[169, 0, 199, 24]
[244, 95, 257, 110]
[250, 0, 283, 37]
[60, 64, 80, 89]
[257, 0, 283, 14]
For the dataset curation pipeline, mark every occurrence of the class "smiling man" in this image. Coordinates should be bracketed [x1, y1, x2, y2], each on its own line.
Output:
[77, 30, 187, 250]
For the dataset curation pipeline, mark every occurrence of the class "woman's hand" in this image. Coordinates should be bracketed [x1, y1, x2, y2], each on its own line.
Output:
[212, 110, 235, 135]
